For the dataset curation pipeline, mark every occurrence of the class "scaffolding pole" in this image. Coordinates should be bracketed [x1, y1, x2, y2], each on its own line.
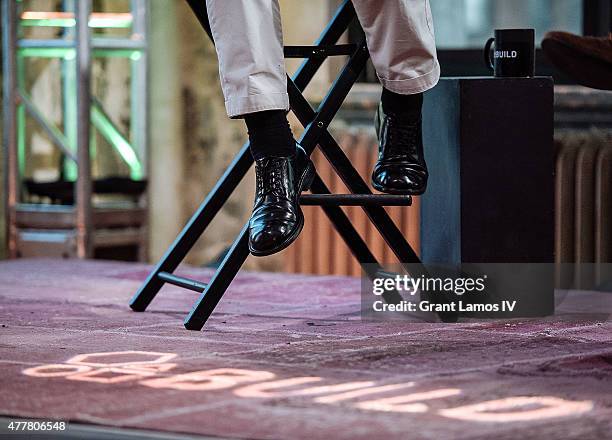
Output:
[75, 0, 93, 258]
[2, 0, 19, 258]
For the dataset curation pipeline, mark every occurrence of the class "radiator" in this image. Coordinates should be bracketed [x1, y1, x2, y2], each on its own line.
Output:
[556, 130, 612, 288]
[285, 130, 612, 278]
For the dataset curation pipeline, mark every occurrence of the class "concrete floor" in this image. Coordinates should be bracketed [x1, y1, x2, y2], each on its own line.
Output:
[0, 259, 610, 440]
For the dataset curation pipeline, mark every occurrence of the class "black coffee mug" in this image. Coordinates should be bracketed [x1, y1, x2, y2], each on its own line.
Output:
[484, 29, 535, 77]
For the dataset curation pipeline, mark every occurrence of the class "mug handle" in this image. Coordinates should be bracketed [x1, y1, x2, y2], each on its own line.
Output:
[484, 37, 495, 72]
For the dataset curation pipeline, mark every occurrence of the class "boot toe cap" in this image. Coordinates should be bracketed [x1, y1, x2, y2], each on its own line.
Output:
[372, 165, 427, 194]
[249, 219, 296, 255]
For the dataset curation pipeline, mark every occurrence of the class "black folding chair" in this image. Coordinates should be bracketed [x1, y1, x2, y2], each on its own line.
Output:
[130, 0, 450, 330]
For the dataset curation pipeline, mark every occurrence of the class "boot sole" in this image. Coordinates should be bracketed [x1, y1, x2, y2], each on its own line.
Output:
[371, 180, 427, 196]
[249, 160, 316, 257]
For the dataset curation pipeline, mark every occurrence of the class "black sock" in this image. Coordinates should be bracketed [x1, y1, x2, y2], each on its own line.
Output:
[244, 110, 295, 160]
[381, 88, 423, 117]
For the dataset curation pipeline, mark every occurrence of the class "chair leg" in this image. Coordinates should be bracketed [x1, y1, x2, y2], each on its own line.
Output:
[184, 223, 250, 330]
[310, 176, 404, 305]
[320, 132, 422, 265]
[129, 143, 252, 312]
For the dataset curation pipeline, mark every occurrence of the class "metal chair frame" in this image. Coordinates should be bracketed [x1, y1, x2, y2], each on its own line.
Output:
[130, 0, 435, 330]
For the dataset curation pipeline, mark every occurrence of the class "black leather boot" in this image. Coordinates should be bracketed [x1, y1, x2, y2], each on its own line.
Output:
[249, 145, 315, 257]
[371, 103, 428, 195]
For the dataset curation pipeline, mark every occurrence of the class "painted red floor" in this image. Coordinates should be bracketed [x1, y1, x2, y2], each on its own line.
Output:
[0, 259, 610, 440]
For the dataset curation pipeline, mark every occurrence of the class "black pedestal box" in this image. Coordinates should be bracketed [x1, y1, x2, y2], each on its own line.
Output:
[421, 77, 554, 317]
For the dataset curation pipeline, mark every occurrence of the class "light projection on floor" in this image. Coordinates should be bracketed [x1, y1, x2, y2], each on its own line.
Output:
[22, 350, 594, 422]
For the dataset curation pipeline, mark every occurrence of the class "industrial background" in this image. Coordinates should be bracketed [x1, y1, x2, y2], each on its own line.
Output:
[1, 0, 611, 274]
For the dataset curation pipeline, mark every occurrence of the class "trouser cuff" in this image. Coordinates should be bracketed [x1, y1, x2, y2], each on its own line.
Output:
[378, 61, 441, 95]
[226, 92, 290, 119]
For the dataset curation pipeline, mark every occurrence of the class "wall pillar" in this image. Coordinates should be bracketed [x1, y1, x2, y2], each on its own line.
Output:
[148, 0, 186, 262]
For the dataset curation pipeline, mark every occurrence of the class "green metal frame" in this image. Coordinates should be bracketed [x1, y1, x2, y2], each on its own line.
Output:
[11, 0, 147, 182]
[20, 15, 133, 29]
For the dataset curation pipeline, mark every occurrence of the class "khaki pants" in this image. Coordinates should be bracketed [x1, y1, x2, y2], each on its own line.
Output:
[206, 0, 440, 118]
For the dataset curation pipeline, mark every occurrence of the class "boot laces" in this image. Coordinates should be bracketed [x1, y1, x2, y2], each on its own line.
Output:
[256, 158, 289, 198]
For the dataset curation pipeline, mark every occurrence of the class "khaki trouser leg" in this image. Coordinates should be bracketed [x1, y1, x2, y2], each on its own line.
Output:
[206, 0, 440, 118]
[351, 0, 440, 94]
[205, 0, 289, 118]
